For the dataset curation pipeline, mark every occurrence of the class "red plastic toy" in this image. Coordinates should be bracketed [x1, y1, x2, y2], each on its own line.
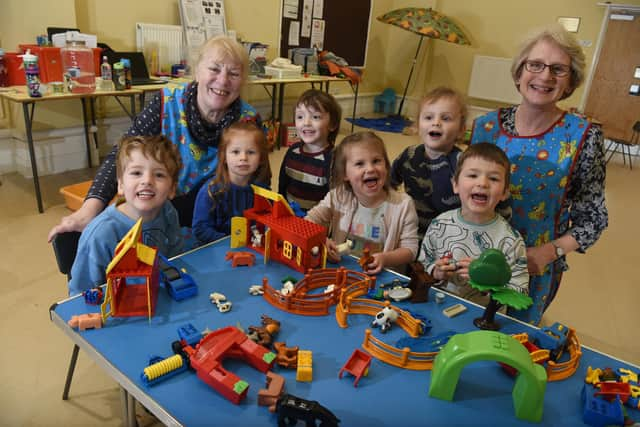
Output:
[182, 326, 276, 404]
[225, 251, 256, 267]
[237, 186, 327, 273]
[100, 218, 160, 322]
[339, 349, 372, 387]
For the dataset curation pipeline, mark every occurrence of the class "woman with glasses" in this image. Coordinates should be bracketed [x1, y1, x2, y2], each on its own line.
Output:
[48, 35, 269, 242]
[470, 25, 608, 325]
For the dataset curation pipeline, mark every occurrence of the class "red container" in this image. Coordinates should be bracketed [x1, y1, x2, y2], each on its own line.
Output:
[5, 52, 26, 86]
[18, 44, 102, 83]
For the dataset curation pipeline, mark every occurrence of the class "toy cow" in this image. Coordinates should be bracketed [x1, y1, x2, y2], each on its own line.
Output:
[371, 306, 399, 333]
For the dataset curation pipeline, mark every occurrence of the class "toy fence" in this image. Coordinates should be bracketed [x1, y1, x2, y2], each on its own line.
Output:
[262, 267, 372, 316]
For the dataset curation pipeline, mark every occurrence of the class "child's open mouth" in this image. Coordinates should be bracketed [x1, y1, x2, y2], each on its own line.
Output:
[364, 177, 379, 189]
[471, 193, 488, 202]
[428, 130, 443, 138]
[137, 190, 155, 199]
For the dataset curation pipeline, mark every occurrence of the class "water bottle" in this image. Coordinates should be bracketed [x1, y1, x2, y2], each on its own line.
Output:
[20, 50, 43, 97]
[100, 55, 112, 81]
[61, 39, 96, 93]
[0, 48, 8, 87]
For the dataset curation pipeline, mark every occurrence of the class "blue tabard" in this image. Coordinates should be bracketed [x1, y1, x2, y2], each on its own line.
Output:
[472, 109, 590, 324]
[160, 84, 259, 196]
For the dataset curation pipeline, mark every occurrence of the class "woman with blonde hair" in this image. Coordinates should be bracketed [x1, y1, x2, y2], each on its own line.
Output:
[49, 35, 264, 241]
[470, 25, 608, 324]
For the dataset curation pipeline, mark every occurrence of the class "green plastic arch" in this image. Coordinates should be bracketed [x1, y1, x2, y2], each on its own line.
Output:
[428, 331, 547, 422]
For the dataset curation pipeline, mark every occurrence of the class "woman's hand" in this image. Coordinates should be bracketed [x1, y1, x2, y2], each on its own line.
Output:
[526, 243, 557, 275]
[47, 198, 106, 242]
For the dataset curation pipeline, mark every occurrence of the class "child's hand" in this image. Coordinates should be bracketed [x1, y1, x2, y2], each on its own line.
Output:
[433, 258, 457, 281]
[453, 257, 472, 282]
[326, 238, 341, 263]
[363, 252, 385, 275]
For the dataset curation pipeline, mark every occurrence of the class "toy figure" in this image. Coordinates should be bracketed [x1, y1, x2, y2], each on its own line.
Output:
[371, 306, 399, 333]
[275, 393, 340, 427]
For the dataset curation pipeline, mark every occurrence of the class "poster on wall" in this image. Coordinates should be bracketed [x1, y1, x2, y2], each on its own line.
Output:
[310, 19, 325, 50]
[179, 0, 227, 49]
[284, 0, 299, 19]
[302, 0, 312, 37]
[289, 21, 300, 46]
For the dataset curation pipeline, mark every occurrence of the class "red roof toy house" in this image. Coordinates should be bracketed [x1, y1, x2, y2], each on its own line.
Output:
[232, 186, 327, 273]
[100, 218, 160, 322]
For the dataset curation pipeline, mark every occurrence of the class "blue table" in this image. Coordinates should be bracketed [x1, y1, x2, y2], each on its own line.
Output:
[49, 238, 639, 426]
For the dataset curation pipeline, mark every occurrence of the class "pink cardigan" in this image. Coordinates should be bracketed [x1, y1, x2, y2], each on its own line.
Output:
[305, 187, 419, 259]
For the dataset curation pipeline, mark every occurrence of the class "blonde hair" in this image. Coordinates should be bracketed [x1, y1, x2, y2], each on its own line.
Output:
[418, 86, 468, 135]
[116, 135, 181, 184]
[196, 35, 249, 82]
[511, 24, 585, 100]
[330, 131, 391, 200]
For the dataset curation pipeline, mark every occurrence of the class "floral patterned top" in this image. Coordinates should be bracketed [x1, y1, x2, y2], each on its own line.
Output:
[497, 106, 608, 252]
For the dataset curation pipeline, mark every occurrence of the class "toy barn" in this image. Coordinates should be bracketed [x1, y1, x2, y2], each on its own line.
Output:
[234, 185, 327, 273]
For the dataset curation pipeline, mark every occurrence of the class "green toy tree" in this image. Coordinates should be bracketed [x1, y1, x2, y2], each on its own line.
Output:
[468, 249, 533, 330]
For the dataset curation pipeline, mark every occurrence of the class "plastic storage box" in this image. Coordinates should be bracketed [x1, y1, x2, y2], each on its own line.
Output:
[264, 65, 302, 79]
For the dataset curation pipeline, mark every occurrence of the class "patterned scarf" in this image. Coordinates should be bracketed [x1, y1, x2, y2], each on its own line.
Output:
[185, 82, 242, 149]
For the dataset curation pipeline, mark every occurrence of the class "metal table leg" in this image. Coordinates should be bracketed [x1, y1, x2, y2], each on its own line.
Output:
[22, 102, 44, 213]
[80, 98, 93, 167]
[351, 81, 359, 132]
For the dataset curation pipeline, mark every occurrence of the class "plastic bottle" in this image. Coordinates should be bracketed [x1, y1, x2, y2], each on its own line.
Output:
[0, 48, 8, 87]
[20, 50, 43, 97]
[61, 39, 96, 93]
[120, 58, 132, 89]
[112, 62, 126, 90]
[100, 56, 112, 81]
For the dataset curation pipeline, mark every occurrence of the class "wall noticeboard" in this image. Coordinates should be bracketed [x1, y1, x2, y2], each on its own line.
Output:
[279, 0, 371, 67]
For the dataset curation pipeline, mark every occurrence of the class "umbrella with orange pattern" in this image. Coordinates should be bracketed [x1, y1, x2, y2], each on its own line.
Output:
[377, 7, 470, 116]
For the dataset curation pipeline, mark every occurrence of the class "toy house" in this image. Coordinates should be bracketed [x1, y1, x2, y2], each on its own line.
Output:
[100, 218, 160, 322]
[233, 185, 327, 273]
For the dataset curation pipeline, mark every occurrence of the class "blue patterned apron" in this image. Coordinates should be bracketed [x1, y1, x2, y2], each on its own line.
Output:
[161, 85, 259, 195]
[472, 109, 589, 324]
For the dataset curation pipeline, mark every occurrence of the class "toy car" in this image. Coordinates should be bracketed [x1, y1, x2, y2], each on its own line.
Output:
[532, 321, 569, 361]
[158, 255, 198, 301]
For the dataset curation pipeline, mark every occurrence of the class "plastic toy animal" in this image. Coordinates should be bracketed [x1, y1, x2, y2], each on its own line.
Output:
[68, 313, 103, 331]
[247, 315, 281, 347]
[371, 306, 399, 333]
[275, 393, 340, 427]
[225, 251, 256, 267]
[273, 342, 299, 369]
[209, 292, 232, 313]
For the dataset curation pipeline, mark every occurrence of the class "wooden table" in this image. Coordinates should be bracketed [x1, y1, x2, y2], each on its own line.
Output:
[0, 86, 139, 213]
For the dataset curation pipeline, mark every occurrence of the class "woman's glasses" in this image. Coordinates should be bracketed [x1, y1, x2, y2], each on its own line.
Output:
[524, 60, 571, 77]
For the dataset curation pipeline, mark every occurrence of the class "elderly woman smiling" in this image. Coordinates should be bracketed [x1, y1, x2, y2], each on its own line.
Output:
[470, 25, 608, 325]
[48, 35, 266, 241]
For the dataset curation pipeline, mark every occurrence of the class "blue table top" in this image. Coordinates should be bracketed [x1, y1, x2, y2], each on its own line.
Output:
[50, 238, 639, 426]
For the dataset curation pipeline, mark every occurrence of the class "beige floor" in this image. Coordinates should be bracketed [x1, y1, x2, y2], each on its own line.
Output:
[1, 123, 638, 426]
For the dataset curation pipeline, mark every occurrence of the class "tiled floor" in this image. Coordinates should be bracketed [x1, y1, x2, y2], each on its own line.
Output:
[1, 122, 638, 426]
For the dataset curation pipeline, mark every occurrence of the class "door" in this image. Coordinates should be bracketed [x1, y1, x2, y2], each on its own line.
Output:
[584, 13, 640, 141]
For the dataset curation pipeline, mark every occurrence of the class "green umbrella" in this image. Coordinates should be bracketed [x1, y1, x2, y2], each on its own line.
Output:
[377, 7, 470, 116]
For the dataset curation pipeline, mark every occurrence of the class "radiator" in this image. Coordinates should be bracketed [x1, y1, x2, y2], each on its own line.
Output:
[136, 23, 184, 74]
